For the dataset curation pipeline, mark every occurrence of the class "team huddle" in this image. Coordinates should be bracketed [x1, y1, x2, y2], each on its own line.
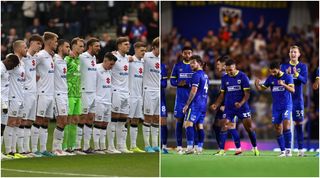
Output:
[1, 31, 160, 159]
[161, 45, 318, 157]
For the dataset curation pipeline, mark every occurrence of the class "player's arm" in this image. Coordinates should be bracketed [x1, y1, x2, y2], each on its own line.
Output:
[293, 65, 308, 84]
[255, 79, 268, 91]
[211, 91, 225, 110]
[279, 75, 295, 93]
[182, 86, 198, 114]
[170, 64, 178, 87]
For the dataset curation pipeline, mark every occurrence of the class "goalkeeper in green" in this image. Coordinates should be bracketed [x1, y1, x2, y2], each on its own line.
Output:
[63, 37, 85, 154]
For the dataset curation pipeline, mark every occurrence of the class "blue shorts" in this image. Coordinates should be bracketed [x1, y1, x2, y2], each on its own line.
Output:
[160, 100, 167, 118]
[184, 107, 206, 124]
[223, 107, 251, 122]
[174, 102, 185, 119]
[292, 106, 304, 122]
[272, 109, 291, 124]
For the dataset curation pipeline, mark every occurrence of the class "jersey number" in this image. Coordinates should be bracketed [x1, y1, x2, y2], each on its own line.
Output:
[204, 80, 208, 94]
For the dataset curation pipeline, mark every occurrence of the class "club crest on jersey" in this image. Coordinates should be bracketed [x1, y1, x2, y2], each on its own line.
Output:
[62, 109, 66, 114]
[83, 108, 88, 113]
[179, 69, 182, 72]
[297, 68, 301, 73]
[12, 111, 17, 116]
[271, 82, 274, 85]
[237, 80, 241, 84]
[146, 109, 150, 113]
[226, 82, 229, 85]
[114, 107, 119, 111]
[40, 111, 44, 115]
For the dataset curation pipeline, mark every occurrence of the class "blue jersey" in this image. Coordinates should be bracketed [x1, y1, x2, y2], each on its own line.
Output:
[170, 60, 193, 104]
[262, 72, 294, 111]
[221, 71, 250, 111]
[161, 64, 168, 117]
[281, 61, 308, 109]
[190, 69, 209, 112]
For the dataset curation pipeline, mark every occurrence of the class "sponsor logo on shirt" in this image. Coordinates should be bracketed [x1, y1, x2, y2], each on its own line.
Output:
[179, 73, 193, 78]
[227, 85, 241, 91]
[272, 86, 285, 92]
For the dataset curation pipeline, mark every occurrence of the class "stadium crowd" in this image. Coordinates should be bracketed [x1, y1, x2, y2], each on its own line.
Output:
[162, 16, 319, 140]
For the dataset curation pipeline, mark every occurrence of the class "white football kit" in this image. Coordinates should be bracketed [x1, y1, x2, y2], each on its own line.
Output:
[1, 61, 10, 124]
[54, 54, 68, 116]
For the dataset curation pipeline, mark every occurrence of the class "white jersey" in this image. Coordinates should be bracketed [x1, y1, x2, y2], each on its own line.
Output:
[111, 51, 129, 92]
[129, 56, 144, 97]
[22, 52, 37, 93]
[96, 64, 112, 104]
[36, 49, 55, 95]
[143, 52, 160, 91]
[79, 51, 97, 92]
[9, 61, 25, 101]
[1, 61, 9, 102]
[54, 54, 68, 94]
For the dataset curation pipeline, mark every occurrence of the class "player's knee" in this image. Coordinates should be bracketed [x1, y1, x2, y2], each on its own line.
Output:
[185, 121, 193, 128]
[197, 124, 203, 130]
[161, 118, 167, 125]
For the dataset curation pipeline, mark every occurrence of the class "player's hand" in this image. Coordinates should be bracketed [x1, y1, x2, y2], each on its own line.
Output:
[211, 104, 218, 110]
[234, 102, 242, 109]
[278, 80, 285, 86]
[313, 82, 319, 90]
[178, 80, 186, 87]
[182, 105, 189, 114]
[293, 67, 299, 76]
[69, 51, 76, 58]
[128, 55, 133, 62]
[220, 105, 225, 111]
[286, 67, 291, 74]
[254, 79, 261, 86]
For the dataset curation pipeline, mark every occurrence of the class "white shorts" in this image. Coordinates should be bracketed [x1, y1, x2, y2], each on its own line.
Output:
[36, 95, 54, 118]
[129, 97, 143, 119]
[8, 100, 23, 118]
[111, 90, 129, 115]
[1, 101, 9, 125]
[95, 102, 111, 122]
[21, 92, 37, 121]
[143, 90, 159, 116]
[55, 93, 68, 116]
[82, 92, 96, 114]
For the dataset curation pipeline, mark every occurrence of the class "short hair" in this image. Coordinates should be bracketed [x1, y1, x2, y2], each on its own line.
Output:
[190, 55, 206, 69]
[71, 37, 84, 49]
[217, 55, 229, 63]
[182, 46, 193, 52]
[43, 32, 58, 41]
[57, 39, 69, 51]
[12, 40, 25, 51]
[225, 59, 235, 66]
[104, 52, 117, 62]
[116, 37, 129, 47]
[269, 61, 280, 69]
[152, 37, 159, 48]
[87, 38, 99, 47]
[290, 45, 301, 53]
[134, 42, 147, 49]
[28, 34, 43, 46]
[6, 53, 20, 67]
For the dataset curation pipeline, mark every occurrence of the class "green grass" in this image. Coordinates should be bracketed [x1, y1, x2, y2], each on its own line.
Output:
[161, 150, 319, 177]
[2, 122, 159, 177]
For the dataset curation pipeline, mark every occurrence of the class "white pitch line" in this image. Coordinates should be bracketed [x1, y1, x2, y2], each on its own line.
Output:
[2, 168, 114, 177]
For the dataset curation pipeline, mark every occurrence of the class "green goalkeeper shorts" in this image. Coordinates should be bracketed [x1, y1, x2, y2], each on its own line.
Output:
[68, 97, 82, 115]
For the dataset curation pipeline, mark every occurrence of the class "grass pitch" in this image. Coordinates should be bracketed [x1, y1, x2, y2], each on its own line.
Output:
[161, 149, 319, 177]
[1, 122, 159, 177]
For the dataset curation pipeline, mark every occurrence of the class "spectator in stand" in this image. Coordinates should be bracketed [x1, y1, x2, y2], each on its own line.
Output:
[147, 11, 159, 42]
[27, 18, 46, 35]
[137, 2, 152, 28]
[4, 28, 19, 53]
[22, 1, 37, 27]
[65, 1, 83, 37]
[50, 1, 65, 24]
[129, 19, 147, 43]
[97, 32, 116, 63]
[117, 15, 131, 38]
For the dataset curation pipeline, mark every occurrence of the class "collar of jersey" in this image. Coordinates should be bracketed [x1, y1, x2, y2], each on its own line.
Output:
[277, 71, 284, 78]
[228, 70, 239, 77]
[183, 60, 190, 64]
[289, 60, 299, 66]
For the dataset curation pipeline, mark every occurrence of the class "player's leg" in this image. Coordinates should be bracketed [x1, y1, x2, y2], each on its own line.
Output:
[4, 116, 16, 157]
[282, 115, 292, 157]
[73, 98, 86, 154]
[293, 108, 304, 156]
[184, 109, 198, 154]
[117, 93, 130, 153]
[129, 118, 142, 152]
[151, 115, 160, 152]
[195, 113, 205, 154]
[99, 121, 107, 152]
[22, 93, 36, 155]
[143, 115, 154, 152]
[272, 111, 286, 157]
[215, 112, 233, 156]
[174, 102, 185, 153]
[212, 116, 221, 150]
[161, 117, 168, 153]
[83, 92, 95, 153]
[92, 102, 104, 153]
[242, 116, 259, 155]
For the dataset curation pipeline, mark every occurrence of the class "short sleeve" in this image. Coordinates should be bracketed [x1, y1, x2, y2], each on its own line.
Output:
[242, 74, 250, 91]
[220, 76, 226, 92]
[262, 76, 271, 89]
[191, 72, 200, 88]
[286, 74, 294, 86]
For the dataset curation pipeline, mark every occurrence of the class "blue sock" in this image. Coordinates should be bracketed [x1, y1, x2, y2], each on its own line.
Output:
[186, 126, 194, 147]
[175, 121, 183, 147]
[277, 134, 285, 151]
[247, 130, 257, 147]
[229, 129, 241, 148]
[161, 125, 168, 146]
[198, 129, 205, 148]
[219, 131, 228, 150]
[295, 125, 303, 150]
[283, 129, 292, 149]
[213, 125, 221, 147]
[194, 126, 198, 146]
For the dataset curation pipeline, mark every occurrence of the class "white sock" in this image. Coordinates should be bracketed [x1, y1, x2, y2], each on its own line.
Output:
[93, 126, 101, 150]
[151, 124, 159, 147]
[143, 123, 151, 147]
[116, 121, 126, 149]
[130, 125, 138, 149]
[11, 127, 18, 153]
[100, 127, 107, 150]
[83, 124, 92, 150]
[53, 127, 64, 151]
[107, 122, 116, 149]
[17, 126, 24, 153]
[4, 126, 13, 154]
[76, 125, 83, 149]
[122, 124, 128, 149]
[39, 126, 48, 152]
[31, 125, 40, 152]
[24, 127, 31, 153]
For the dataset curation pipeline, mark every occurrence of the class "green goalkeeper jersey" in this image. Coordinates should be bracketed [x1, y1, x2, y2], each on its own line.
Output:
[65, 56, 81, 98]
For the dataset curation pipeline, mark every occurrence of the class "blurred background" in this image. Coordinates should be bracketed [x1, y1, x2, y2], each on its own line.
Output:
[161, 1, 319, 151]
[1, 1, 159, 62]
